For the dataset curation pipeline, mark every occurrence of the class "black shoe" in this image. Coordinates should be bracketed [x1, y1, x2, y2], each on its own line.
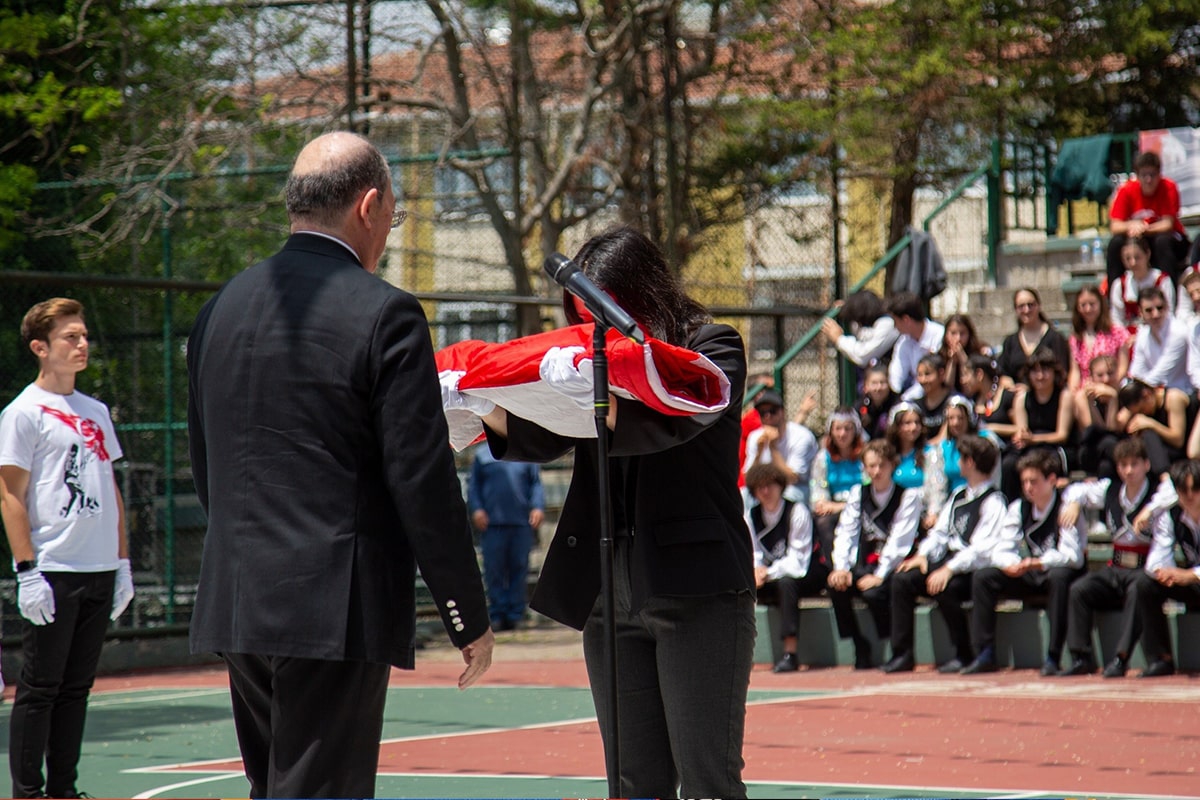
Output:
[772, 652, 799, 673]
[961, 655, 999, 675]
[1058, 656, 1097, 676]
[881, 652, 915, 673]
[854, 650, 873, 670]
[937, 658, 966, 674]
[1140, 659, 1176, 678]
[1040, 657, 1060, 677]
[1102, 656, 1128, 678]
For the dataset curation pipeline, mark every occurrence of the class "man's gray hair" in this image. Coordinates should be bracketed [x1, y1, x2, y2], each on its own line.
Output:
[285, 137, 390, 227]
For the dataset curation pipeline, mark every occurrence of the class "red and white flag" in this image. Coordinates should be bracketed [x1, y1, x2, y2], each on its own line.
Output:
[436, 324, 731, 451]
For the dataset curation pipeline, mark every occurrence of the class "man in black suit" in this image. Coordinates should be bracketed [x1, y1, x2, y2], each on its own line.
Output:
[186, 131, 494, 799]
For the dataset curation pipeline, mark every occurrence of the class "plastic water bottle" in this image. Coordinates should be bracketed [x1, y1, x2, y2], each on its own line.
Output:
[1091, 237, 1103, 265]
[1080, 244, 1090, 264]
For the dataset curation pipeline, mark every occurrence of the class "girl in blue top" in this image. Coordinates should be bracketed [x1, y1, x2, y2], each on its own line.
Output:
[810, 408, 866, 557]
[886, 400, 941, 531]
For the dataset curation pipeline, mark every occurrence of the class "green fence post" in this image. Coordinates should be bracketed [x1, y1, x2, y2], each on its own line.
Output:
[161, 193, 176, 624]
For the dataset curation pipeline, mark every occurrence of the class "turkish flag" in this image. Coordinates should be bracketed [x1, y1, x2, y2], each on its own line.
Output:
[436, 324, 731, 450]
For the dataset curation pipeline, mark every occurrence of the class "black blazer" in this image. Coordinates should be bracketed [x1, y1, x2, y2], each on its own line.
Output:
[187, 234, 488, 667]
[487, 323, 755, 630]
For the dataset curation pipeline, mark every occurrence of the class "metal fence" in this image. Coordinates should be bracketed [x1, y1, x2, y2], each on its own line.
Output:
[0, 158, 992, 640]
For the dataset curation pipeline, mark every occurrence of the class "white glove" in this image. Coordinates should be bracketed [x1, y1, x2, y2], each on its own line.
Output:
[17, 570, 56, 625]
[439, 370, 496, 416]
[539, 346, 594, 411]
[111, 558, 134, 620]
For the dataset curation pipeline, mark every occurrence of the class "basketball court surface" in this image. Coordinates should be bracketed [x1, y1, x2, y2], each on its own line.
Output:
[1, 626, 1196, 799]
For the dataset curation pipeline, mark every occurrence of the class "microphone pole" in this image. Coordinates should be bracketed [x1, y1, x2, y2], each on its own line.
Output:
[544, 253, 640, 797]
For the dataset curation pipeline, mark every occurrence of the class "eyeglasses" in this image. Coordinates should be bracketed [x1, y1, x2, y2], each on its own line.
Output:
[390, 209, 408, 229]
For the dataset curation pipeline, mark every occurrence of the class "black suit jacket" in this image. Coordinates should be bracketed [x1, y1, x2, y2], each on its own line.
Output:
[487, 323, 755, 630]
[187, 233, 488, 668]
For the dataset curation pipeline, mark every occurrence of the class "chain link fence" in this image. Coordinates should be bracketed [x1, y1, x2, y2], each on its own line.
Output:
[1, 157, 988, 642]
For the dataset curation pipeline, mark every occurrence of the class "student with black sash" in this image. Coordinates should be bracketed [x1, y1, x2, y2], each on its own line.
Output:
[881, 436, 1007, 674]
[1058, 435, 1177, 677]
[963, 449, 1087, 677]
[745, 462, 830, 673]
[827, 439, 922, 669]
[1135, 458, 1200, 678]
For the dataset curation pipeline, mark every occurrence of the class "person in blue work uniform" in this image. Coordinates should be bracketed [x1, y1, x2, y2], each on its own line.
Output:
[468, 444, 545, 630]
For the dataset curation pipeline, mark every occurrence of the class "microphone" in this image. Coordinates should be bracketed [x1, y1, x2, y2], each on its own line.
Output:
[544, 253, 645, 344]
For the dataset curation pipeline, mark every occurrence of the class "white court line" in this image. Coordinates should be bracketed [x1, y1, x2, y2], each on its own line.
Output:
[131, 772, 244, 799]
[87, 688, 228, 708]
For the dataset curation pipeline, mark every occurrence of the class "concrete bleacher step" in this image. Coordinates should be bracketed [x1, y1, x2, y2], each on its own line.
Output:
[754, 601, 1198, 672]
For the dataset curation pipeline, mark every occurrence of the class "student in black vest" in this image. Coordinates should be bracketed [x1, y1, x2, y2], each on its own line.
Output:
[827, 439, 923, 668]
[882, 435, 1007, 673]
[745, 462, 830, 673]
[1058, 435, 1177, 677]
[962, 449, 1087, 676]
[1135, 458, 1200, 678]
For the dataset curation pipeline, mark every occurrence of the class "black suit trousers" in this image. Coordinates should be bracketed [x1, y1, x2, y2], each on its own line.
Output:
[223, 652, 390, 798]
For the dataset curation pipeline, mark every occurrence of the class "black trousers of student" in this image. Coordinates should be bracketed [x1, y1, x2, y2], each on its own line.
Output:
[223, 651, 390, 798]
[890, 562, 974, 663]
[1105, 232, 1190, 286]
[1077, 425, 1119, 481]
[1134, 573, 1200, 663]
[829, 567, 893, 642]
[1067, 565, 1144, 658]
[971, 565, 1085, 661]
[757, 561, 832, 640]
[9, 570, 114, 799]
[1138, 429, 1185, 476]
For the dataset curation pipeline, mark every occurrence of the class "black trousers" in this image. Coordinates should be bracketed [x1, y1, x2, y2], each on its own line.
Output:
[890, 562, 974, 663]
[971, 565, 1085, 661]
[582, 538, 755, 799]
[1067, 565, 1144, 658]
[829, 567, 893, 642]
[756, 561, 831, 641]
[1106, 232, 1190, 285]
[1134, 573, 1200, 663]
[9, 570, 114, 799]
[223, 652, 390, 798]
[1138, 429, 1184, 477]
[1077, 425, 1119, 481]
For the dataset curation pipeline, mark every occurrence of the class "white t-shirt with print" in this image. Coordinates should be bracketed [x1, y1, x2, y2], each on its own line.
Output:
[0, 383, 124, 572]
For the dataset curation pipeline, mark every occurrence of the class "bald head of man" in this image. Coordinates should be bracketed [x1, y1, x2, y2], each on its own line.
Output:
[284, 131, 397, 272]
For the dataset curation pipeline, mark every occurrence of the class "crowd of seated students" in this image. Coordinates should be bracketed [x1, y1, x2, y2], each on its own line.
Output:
[744, 275, 1200, 676]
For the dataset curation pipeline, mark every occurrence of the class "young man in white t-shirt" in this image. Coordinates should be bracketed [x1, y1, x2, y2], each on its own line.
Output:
[0, 298, 134, 799]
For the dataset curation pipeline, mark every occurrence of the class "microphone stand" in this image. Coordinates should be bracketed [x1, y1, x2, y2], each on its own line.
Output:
[590, 320, 621, 797]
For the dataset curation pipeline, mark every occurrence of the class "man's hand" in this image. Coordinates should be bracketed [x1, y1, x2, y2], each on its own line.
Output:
[529, 508, 544, 528]
[111, 558, 135, 620]
[926, 565, 952, 595]
[471, 509, 489, 532]
[754, 565, 770, 588]
[1059, 501, 1081, 529]
[458, 628, 496, 690]
[18, 570, 55, 625]
[1153, 567, 1200, 587]
[897, 555, 926, 574]
[820, 318, 844, 342]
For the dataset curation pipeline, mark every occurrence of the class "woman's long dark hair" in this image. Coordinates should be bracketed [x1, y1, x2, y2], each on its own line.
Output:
[562, 225, 711, 344]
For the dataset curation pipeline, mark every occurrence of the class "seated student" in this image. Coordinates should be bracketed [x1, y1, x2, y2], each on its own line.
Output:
[743, 389, 818, 505]
[821, 289, 899, 369]
[809, 408, 866, 557]
[913, 353, 952, 439]
[1109, 236, 1174, 333]
[926, 395, 1004, 511]
[885, 401, 940, 531]
[885, 291, 945, 400]
[963, 449, 1087, 676]
[1127, 285, 1193, 394]
[1115, 377, 1192, 477]
[881, 436, 1007, 674]
[1058, 435, 1177, 678]
[1135, 458, 1200, 678]
[745, 463, 831, 673]
[961, 353, 1018, 445]
[1074, 353, 1122, 480]
[1002, 346, 1075, 501]
[1104, 150, 1190, 287]
[856, 364, 899, 441]
[827, 439, 922, 669]
[939, 314, 991, 394]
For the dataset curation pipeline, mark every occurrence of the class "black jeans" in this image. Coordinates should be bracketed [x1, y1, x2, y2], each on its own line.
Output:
[971, 565, 1085, 661]
[9, 570, 114, 799]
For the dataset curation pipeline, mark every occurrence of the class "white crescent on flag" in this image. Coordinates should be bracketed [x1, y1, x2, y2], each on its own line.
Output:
[436, 324, 731, 451]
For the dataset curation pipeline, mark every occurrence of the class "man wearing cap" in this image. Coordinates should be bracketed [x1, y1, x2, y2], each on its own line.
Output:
[742, 389, 818, 505]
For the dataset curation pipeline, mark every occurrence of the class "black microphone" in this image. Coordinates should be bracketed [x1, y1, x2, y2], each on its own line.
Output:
[544, 253, 645, 343]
